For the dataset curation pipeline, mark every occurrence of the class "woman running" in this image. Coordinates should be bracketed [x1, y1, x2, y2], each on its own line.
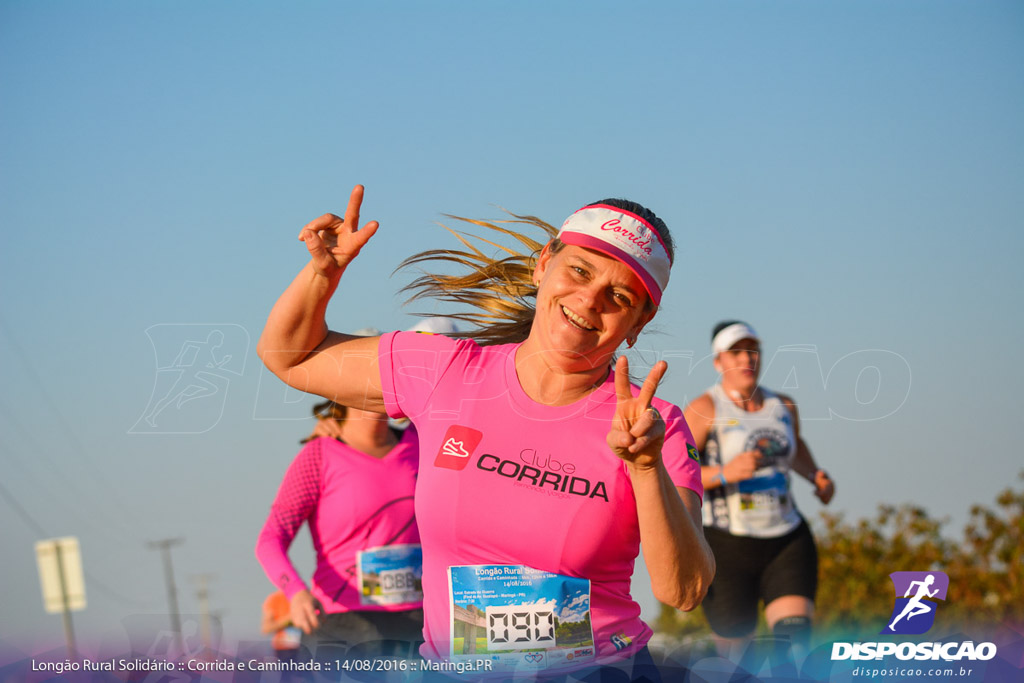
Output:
[257, 185, 714, 679]
[255, 396, 423, 659]
[684, 321, 834, 659]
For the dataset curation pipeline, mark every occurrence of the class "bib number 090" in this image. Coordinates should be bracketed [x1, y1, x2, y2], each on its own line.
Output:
[485, 605, 556, 650]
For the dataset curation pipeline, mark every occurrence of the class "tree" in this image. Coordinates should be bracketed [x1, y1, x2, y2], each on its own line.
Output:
[655, 473, 1024, 639]
[815, 503, 951, 633]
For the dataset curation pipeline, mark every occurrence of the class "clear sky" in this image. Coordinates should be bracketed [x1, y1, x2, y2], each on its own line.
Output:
[1, 0, 1022, 656]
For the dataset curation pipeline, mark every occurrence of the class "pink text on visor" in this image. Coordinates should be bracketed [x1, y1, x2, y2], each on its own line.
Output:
[556, 204, 672, 305]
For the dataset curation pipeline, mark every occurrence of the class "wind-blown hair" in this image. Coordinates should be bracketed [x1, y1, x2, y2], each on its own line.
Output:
[398, 199, 673, 347]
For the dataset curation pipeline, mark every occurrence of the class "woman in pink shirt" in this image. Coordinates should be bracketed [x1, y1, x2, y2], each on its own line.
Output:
[256, 398, 423, 659]
[258, 185, 715, 679]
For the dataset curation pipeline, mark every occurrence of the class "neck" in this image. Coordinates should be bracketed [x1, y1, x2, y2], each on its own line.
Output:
[339, 411, 397, 458]
[722, 383, 763, 412]
[514, 341, 610, 406]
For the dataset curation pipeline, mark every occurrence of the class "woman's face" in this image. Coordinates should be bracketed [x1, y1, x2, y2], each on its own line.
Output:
[529, 243, 654, 369]
[716, 337, 761, 392]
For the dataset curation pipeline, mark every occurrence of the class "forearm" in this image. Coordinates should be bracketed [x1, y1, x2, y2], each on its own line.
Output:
[791, 439, 820, 481]
[629, 462, 714, 611]
[257, 262, 343, 377]
[700, 464, 726, 490]
[255, 519, 308, 598]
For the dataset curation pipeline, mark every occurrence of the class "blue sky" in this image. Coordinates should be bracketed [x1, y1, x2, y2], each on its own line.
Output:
[1, 0, 1022, 656]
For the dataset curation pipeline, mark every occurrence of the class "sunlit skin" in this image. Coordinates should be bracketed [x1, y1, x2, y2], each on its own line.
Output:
[684, 329, 836, 656]
[715, 337, 762, 401]
[259, 185, 715, 614]
[515, 243, 655, 403]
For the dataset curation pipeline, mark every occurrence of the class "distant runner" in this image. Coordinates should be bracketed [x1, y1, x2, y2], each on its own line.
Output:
[684, 321, 834, 660]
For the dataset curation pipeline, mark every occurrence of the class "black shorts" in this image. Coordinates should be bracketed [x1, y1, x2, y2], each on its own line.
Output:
[301, 608, 424, 660]
[701, 518, 818, 638]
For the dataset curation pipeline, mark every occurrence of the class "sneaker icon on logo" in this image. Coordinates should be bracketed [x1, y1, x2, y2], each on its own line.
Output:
[434, 426, 483, 470]
[442, 438, 470, 459]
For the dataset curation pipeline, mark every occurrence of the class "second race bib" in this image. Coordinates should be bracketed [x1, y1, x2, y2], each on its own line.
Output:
[356, 544, 423, 607]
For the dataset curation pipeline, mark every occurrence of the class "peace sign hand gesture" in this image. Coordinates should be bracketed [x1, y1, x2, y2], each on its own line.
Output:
[607, 356, 669, 471]
[298, 185, 380, 280]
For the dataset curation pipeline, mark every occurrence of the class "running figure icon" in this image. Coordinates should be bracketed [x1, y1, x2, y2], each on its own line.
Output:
[888, 574, 939, 631]
[143, 330, 232, 427]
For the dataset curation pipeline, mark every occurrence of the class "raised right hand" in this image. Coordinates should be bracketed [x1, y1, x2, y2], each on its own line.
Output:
[298, 185, 380, 279]
[309, 417, 345, 441]
[724, 450, 763, 482]
[289, 589, 320, 635]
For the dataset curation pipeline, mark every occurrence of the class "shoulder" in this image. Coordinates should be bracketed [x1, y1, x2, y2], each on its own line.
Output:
[769, 391, 802, 434]
[383, 330, 503, 368]
[683, 392, 716, 423]
[293, 437, 340, 466]
[772, 390, 797, 413]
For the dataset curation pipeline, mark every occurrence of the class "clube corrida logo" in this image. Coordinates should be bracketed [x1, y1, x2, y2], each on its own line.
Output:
[831, 570, 998, 663]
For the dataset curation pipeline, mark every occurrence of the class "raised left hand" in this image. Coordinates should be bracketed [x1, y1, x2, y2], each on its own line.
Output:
[606, 356, 668, 470]
[814, 469, 835, 504]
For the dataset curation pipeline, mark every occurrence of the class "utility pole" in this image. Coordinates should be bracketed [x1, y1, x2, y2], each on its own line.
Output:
[35, 537, 86, 661]
[147, 538, 185, 657]
[54, 542, 78, 659]
[191, 573, 216, 654]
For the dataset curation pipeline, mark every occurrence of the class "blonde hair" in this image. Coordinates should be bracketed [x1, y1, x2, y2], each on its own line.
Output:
[399, 199, 672, 347]
[398, 212, 558, 347]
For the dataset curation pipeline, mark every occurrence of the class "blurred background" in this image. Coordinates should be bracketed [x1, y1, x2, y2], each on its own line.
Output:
[1, 0, 1021, 662]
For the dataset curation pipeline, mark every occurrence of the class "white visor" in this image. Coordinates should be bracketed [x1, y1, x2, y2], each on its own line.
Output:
[407, 317, 461, 335]
[556, 204, 672, 305]
[711, 323, 760, 355]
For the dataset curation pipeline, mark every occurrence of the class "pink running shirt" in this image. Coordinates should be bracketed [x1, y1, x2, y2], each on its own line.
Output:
[377, 331, 702, 671]
[255, 428, 422, 613]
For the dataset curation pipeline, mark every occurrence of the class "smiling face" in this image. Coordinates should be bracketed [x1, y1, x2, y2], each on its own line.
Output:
[527, 242, 655, 371]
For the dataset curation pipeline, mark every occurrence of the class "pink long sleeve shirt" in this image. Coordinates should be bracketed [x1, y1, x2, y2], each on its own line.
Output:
[255, 428, 422, 613]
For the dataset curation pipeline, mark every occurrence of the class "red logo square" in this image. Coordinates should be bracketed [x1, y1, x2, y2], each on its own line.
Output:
[434, 425, 483, 470]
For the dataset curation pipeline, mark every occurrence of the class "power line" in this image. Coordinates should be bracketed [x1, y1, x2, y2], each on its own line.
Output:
[0, 317, 144, 535]
[0, 430, 136, 545]
[0, 479, 157, 609]
[0, 479, 48, 536]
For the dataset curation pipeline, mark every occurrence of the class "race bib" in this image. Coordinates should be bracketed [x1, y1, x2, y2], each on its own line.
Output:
[356, 544, 423, 606]
[448, 565, 595, 673]
[736, 471, 790, 523]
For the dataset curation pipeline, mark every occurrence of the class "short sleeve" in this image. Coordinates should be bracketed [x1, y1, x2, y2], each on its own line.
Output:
[656, 399, 704, 502]
[377, 330, 469, 421]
